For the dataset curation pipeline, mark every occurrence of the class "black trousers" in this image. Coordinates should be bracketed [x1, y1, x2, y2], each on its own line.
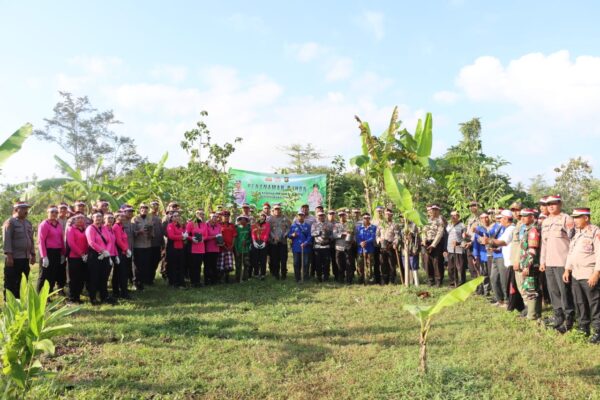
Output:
[67, 257, 87, 301]
[251, 248, 268, 277]
[56, 259, 67, 290]
[546, 266, 575, 323]
[204, 252, 219, 285]
[314, 248, 331, 281]
[572, 278, 600, 332]
[373, 246, 382, 283]
[379, 249, 398, 284]
[167, 247, 185, 287]
[235, 251, 251, 282]
[133, 247, 151, 288]
[336, 248, 355, 284]
[149, 246, 162, 284]
[88, 250, 110, 302]
[37, 248, 62, 292]
[423, 246, 444, 285]
[4, 258, 30, 299]
[111, 252, 130, 297]
[190, 253, 204, 286]
[447, 253, 465, 286]
[269, 243, 288, 278]
[330, 244, 339, 281]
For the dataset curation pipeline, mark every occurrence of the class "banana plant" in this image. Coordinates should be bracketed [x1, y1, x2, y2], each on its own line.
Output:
[0, 124, 33, 168]
[403, 276, 484, 373]
[350, 107, 434, 286]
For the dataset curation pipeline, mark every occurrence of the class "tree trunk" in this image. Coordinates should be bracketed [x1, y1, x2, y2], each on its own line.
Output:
[419, 329, 427, 374]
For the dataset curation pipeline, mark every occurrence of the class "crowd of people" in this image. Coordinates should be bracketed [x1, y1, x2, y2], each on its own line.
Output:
[2, 195, 599, 342]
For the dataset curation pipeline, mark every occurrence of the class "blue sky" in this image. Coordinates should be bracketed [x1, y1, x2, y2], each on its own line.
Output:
[2, 0, 600, 186]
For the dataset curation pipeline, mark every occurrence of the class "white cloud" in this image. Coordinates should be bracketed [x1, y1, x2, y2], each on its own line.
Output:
[225, 13, 267, 33]
[363, 11, 385, 41]
[56, 55, 124, 92]
[325, 57, 353, 81]
[286, 42, 327, 62]
[149, 65, 188, 83]
[69, 55, 123, 75]
[433, 90, 459, 104]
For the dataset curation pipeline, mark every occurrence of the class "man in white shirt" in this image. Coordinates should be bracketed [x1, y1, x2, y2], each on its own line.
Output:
[482, 210, 515, 307]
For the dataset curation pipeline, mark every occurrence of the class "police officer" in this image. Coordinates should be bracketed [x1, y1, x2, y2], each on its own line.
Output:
[377, 208, 400, 284]
[311, 210, 334, 282]
[444, 210, 465, 287]
[327, 210, 339, 280]
[332, 210, 355, 284]
[372, 206, 385, 283]
[399, 213, 420, 286]
[464, 201, 481, 279]
[540, 194, 575, 332]
[267, 204, 291, 279]
[132, 203, 154, 291]
[563, 208, 600, 342]
[3, 202, 36, 299]
[421, 204, 446, 287]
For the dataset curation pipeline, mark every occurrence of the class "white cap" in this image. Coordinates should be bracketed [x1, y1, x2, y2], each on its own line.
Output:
[500, 209, 513, 218]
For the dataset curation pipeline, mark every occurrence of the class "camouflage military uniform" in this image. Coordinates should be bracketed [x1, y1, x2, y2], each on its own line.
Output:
[516, 222, 542, 319]
[376, 219, 401, 284]
[421, 216, 445, 286]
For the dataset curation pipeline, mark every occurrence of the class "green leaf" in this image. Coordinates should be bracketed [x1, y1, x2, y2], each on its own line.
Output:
[0, 123, 33, 167]
[403, 304, 432, 322]
[427, 276, 484, 318]
[6, 362, 27, 389]
[41, 323, 74, 338]
[383, 167, 413, 211]
[404, 209, 427, 226]
[33, 339, 55, 355]
[54, 155, 82, 181]
[416, 113, 433, 158]
[19, 273, 28, 305]
[349, 155, 370, 168]
[154, 152, 169, 178]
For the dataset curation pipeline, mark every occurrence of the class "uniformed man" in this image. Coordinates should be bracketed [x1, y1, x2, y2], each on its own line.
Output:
[132, 203, 154, 291]
[356, 213, 377, 284]
[421, 204, 446, 287]
[311, 211, 334, 282]
[267, 204, 291, 279]
[372, 205, 385, 284]
[399, 214, 420, 286]
[56, 202, 70, 294]
[148, 200, 164, 285]
[563, 208, 600, 342]
[3, 202, 36, 299]
[327, 210, 339, 281]
[464, 201, 481, 279]
[333, 210, 355, 284]
[540, 194, 575, 332]
[515, 208, 542, 320]
[377, 208, 400, 284]
[444, 210, 465, 287]
[240, 203, 256, 225]
[288, 211, 312, 283]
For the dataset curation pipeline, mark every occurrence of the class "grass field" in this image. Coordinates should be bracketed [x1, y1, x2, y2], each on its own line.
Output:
[7, 265, 600, 400]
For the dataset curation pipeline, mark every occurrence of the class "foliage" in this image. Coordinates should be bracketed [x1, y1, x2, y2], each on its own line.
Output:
[0, 124, 33, 169]
[403, 276, 484, 373]
[552, 157, 595, 213]
[33, 91, 143, 178]
[326, 155, 345, 209]
[280, 144, 325, 174]
[281, 187, 301, 215]
[0, 275, 78, 397]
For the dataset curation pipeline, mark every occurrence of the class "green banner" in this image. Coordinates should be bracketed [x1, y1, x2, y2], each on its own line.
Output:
[229, 168, 327, 211]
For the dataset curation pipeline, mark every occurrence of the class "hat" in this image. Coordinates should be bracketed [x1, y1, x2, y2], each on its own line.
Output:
[479, 212, 489, 218]
[362, 212, 371, 218]
[328, 210, 335, 215]
[273, 204, 282, 209]
[99, 200, 109, 206]
[317, 211, 325, 216]
[337, 210, 346, 216]
[546, 195, 562, 204]
[242, 203, 250, 208]
[74, 200, 86, 206]
[315, 205, 324, 210]
[168, 201, 179, 207]
[509, 202, 522, 211]
[297, 211, 305, 216]
[92, 211, 103, 217]
[520, 208, 536, 216]
[539, 196, 548, 205]
[301, 203, 309, 208]
[344, 208, 350, 213]
[222, 210, 231, 216]
[352, 208, 360, 213]
[47, 206, 58, 212]
[486, 208, 495, 214]
[59, 202, 69, 209]
[450, 210, 459, 216]
[236, 215, 248, 222]
[500, 210, 513, 218]
[150, 200, 159, 206]
[375, 206, 384, 211]
[494, 214, 502, 220]
[385, 208, 393, 213]
[469, 201, 479, 207]
[538, 213, 548, 219]
[429, 204, 440, 210]
[13, 201, 30, 209]
[572, 208, 591, 217]
[139, 203, 149, 209]
[262, 202, 271, 208]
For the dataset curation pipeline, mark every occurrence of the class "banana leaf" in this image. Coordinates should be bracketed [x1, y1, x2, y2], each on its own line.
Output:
[416, 113, 432, 158]
[0, 123, 33, 167]
[383, 167, 413, 211]
[427, 276, 484, 318]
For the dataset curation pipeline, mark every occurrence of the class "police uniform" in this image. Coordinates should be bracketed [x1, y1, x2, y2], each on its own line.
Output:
[266, 206, 291, 279]
[2, 204, 35, 299]
[421, 205, 446, 286]
[445, 217, 465, 287]
[132, 205, 154, 290]
[540, 195, 575, 329]
[399, 217, 420, 285]
[311, 214, 334, 281]
[333, 211, 356, 284]
[564, 208, 600, 341]
[376, 215, 400, 284]
[149, 204, 164, 285]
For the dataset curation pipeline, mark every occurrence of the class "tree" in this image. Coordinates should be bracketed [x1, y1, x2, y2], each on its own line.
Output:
[34, 91, 143, 178]
[281, 144, 325, 174]
[552, 157, 594, 212]
[527, 174, 552, 203]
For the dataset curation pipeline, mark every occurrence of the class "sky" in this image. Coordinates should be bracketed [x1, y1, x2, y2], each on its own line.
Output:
[1, 0, 600, 186]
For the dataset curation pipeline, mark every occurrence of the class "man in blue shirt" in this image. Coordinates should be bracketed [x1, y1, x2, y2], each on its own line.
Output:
[288, 211, 312, 283]
[356, 213, 377, 284]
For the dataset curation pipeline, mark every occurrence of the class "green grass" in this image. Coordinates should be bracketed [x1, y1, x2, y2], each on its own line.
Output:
[6, 264, 600, 399]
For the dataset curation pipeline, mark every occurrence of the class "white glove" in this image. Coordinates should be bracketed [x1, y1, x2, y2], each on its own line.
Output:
[98, 253, 104, 260]
[115, 256, 120, 265]
[253, 240, 259, 249]
[182, 232, 189, 240]
[82, 254, 88, 262]
[109, 257, 114, 267]
[102, 250, 110, 258]
[192, 238, 199, 243]
[126, 249, 132, 258]
[42, 257, 49, 268]
[60, 255, 65, 264]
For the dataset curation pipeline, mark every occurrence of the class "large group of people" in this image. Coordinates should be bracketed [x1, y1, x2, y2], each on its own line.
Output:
[2, 195, 600, 342]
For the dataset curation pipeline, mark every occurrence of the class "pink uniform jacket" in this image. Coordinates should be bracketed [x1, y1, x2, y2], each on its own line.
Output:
[85, 224, 110, 254]
[167, 222, 185, 249]
[104, 225, 118, 257]
[66, 226, 88, 259]
[38, 219, 65, 257]
[113, 223, 129, 254]
[186, 221, 208, 254]
[204, 222, 222, 253]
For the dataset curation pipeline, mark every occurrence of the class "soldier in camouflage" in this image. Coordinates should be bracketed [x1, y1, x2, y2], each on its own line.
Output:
[515, 208, 542, 320]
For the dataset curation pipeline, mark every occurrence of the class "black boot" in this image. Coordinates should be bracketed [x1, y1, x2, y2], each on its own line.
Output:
[577, 326, 590, 337]
[590, 332, 600, 344]
[556, 316, 574, 334]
